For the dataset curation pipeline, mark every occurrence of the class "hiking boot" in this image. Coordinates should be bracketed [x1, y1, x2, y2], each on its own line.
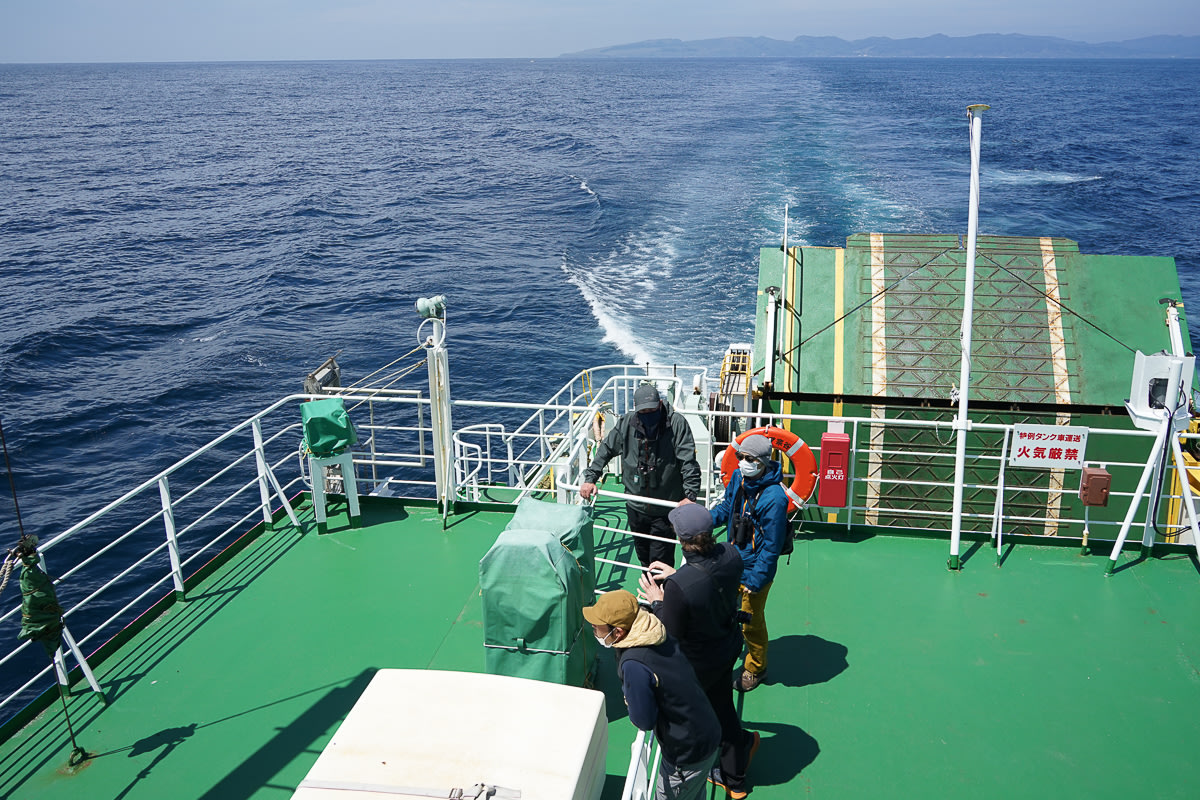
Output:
[735, 669, 766, 692]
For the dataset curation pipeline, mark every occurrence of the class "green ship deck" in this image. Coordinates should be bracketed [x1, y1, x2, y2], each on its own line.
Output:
[3, 491, 1199, 800]
[757, 233, 1186, 408]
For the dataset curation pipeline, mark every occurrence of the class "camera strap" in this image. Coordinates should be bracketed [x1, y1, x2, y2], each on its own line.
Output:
[732, 481, 760, 547]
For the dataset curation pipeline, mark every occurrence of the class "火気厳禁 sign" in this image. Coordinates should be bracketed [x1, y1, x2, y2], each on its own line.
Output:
[1008, 424, 1088, 469]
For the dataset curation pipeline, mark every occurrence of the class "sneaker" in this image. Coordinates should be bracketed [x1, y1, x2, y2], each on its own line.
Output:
[708, 768, 747, 799]
[735, 669, 766, 692]
[710, 732, 762, 799]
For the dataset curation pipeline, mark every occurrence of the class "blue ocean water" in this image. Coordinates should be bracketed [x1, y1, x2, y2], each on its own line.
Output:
[1, 57, 1199, 560]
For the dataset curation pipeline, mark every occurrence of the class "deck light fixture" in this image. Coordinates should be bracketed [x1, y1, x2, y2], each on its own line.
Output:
[415, 295, 447, 320]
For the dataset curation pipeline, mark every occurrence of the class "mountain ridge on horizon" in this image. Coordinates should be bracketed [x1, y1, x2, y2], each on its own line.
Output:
[560, 33, 1200, 59]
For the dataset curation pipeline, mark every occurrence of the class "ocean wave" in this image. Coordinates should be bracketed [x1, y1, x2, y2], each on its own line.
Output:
[570, 174, 598, 198]
[986, 168, 1103, 186]
[189, 332, 223, 343]
[561, 258, 654, 366]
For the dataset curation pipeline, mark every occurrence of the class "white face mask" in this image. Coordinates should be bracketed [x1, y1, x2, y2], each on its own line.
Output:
[739, 456, 766, 478]
[595, 629, 617, 649]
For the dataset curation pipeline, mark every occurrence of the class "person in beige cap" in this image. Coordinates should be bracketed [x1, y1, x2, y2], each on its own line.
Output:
[584, 589, 719, 800]
[579, 383, 702, 568]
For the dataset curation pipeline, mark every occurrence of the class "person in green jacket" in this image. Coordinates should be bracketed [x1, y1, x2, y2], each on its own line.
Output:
[580, 383, 701, 567]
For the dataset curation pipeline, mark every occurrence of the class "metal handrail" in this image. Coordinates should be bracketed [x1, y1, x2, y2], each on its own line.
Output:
[3, 378, 1197, 727]
[620, 729, 658, 800]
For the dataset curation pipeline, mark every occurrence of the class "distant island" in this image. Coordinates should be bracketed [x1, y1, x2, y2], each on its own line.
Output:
[561, 33, 1200, 59]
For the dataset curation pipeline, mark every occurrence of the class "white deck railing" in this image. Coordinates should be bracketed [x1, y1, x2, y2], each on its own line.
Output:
[3, 368, 1197, 730]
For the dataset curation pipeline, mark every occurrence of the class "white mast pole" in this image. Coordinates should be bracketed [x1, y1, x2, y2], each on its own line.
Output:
[949, 104, 989, 571]
[416, 296, 455, 524]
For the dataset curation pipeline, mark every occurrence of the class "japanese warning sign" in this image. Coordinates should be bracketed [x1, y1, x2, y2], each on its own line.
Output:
[1008, 424, 1088, 469]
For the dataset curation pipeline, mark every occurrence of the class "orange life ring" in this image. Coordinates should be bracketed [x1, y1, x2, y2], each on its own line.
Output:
[720, 426, 818, 512]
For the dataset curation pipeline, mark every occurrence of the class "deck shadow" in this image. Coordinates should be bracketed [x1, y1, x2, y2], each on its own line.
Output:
[762, 635, 848, 688]
[796, 524, 875, 545]
[745, 720, 819, 786]
[111, 724, 198, 800]
[96, 525, 303, 703]
[955, 538, 987, 567]
[591, 649, 629, 724]
[195, 668, 376, 800]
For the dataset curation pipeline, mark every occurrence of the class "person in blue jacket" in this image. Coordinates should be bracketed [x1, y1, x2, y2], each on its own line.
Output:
[709, 434, 788, 692]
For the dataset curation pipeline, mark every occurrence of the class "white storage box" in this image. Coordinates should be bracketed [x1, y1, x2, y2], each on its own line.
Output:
[292, 669, 608, 800]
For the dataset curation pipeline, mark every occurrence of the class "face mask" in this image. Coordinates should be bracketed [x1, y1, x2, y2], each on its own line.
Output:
[739, 456, 766, 478]
[638, 408, 662, 428]
[595, 629, 616, 649]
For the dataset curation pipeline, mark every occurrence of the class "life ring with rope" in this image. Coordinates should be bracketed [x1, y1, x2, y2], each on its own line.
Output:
[720, 426, 818, 512]
[589, 402, 616, 444]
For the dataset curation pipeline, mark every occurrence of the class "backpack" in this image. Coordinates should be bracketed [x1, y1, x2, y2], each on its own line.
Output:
[781, 519, 795, 557]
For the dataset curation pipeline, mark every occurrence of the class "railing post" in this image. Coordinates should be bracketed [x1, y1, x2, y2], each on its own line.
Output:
[845, 419, 860, 531]
[507, 435, 518, 488]
[158, 476, 186, 599]
[418, 392, 428, 467]
[368, 398, 379, 491]
[60, 625, 104, 698]
[577, 418, 590, 501]
[31, 551, 104, 698]
[485, 428, 495, 485]
[252, 419, 274, 531]
[991, 427, 1012, 566]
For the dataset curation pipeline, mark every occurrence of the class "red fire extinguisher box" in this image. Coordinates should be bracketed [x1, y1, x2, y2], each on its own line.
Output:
[818, 432, 851, 508]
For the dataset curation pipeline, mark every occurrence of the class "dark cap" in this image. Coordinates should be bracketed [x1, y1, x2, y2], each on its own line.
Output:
[582, 590, 639, 630]
[633, 384, 661, 413]
[668, 503, 714, 542]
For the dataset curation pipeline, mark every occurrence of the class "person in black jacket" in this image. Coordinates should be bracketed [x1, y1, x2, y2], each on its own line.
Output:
[638, 503, 760, 799]
[580, 383, 702, 567]
[584, 589, 719, 800]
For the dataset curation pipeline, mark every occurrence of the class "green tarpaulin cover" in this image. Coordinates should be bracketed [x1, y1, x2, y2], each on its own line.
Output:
[506, 497, 596, 596]
[480, 498, 596, 686]
[301, 398, 358, 458]
[18, 561, 64, 657]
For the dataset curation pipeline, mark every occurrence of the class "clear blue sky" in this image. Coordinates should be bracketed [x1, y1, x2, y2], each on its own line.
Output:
[3, 0, 1197, 62]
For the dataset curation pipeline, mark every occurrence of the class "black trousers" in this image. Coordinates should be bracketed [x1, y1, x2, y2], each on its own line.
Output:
[696, 661, 753, 791]
[626, 504, 677, 567]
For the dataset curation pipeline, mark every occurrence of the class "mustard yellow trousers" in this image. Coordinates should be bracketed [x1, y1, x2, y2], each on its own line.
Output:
[738, 581, 773, 675]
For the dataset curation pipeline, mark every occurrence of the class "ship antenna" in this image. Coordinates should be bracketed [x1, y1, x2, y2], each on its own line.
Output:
[948, 103, 990, 572]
